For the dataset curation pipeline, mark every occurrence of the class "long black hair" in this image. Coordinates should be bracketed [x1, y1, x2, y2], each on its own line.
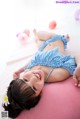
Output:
[2, 78, 41, 118]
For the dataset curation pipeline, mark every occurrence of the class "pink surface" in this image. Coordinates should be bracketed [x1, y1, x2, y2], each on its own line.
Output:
[16, 77, 80, 119]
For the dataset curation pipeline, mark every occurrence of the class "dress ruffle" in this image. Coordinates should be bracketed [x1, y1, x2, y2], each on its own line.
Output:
[26, 47, 76, 75]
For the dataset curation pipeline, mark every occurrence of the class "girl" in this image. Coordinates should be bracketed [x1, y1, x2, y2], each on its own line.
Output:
[3, 29, 79, 118]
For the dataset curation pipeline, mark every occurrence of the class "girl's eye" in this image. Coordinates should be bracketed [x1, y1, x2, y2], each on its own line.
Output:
[24, 79, 28, 82]
[33, 86, 37, 91]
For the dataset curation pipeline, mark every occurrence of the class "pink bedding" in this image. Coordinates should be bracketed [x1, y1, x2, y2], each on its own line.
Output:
[16, 77, 80, 119]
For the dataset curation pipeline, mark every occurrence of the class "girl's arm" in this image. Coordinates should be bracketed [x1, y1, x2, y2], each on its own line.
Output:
[73, 55, 80, 87]
[75, 55, 80, 66]
[13, 63, 29, 79]
[69, 47, 80, 87]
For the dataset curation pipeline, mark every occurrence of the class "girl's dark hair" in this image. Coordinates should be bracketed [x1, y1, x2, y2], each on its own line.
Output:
[2, 79, 41, 118]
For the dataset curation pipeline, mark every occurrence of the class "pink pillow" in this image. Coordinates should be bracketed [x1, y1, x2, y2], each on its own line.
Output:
[16, 77, 80, 119]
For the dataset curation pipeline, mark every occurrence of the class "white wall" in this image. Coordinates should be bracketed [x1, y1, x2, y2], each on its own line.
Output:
[0, 0, 80, 75]
[14, 0, 80, 30]
[0, 0, 15, 75]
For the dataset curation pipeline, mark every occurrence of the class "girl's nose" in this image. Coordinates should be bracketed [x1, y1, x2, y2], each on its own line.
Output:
[29, 78, 35, 84]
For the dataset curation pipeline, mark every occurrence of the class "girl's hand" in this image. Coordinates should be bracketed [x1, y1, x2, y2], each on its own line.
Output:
[13, 71, 20, 80]
[73, 66, 80, 87]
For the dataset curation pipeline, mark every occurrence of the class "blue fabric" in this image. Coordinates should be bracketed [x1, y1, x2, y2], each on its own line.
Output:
[38, 35, 68, 51]
[25, 35, 76, 75]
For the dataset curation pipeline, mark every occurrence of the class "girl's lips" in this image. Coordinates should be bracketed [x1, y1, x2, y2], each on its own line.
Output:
[34, 72, 41, 80]
[36, 73, 41, 79]
[34, 71, 43, 80]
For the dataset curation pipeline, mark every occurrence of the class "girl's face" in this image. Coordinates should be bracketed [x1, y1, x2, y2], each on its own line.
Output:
[20, 69, 45, 96]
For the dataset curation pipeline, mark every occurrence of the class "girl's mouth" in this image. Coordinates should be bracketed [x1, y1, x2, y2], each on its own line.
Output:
[33, 72, 41, 80]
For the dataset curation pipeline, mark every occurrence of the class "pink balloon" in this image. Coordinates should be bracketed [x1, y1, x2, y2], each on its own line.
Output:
[23, 29, 30, 37]
[49, 20, 57, 29]
[75, 9, 80, 21]
[16, 32, 29, 45]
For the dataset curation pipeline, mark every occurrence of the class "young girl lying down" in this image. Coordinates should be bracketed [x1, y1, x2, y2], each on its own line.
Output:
[3, 29, 80, 118]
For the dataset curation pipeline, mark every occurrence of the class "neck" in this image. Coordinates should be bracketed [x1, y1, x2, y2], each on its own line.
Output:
[38, 67, 54, 82]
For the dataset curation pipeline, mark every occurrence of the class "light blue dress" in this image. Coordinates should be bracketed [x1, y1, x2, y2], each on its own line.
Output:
[24, 35, 76, 75]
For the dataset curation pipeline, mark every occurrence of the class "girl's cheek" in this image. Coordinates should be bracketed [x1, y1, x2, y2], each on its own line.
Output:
[24, 72, 30, 78]
[36, 82, 44, 90]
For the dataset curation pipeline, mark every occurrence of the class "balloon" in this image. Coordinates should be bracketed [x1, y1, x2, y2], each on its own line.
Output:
[16, 30, 30, 45]
[49, 20, 57, 29]
[23, 29, 30, 37]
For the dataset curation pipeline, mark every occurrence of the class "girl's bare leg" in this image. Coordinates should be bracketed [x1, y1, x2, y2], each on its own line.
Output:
[33, 29, 43, 47]
[33, 29, 70, 53]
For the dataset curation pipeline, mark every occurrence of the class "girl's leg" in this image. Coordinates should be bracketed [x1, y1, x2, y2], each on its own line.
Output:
[33, 29, 44, 47]
[33, 29, 70, 51]
[33, 29, 55, 48]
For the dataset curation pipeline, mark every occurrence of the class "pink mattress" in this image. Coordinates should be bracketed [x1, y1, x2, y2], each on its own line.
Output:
[16, 77, 80, 119]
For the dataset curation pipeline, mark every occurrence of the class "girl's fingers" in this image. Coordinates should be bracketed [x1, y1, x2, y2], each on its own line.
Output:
[77, 78, 80, 87]
[73, 75, 78, 86]
[78, 83, 80, 87]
